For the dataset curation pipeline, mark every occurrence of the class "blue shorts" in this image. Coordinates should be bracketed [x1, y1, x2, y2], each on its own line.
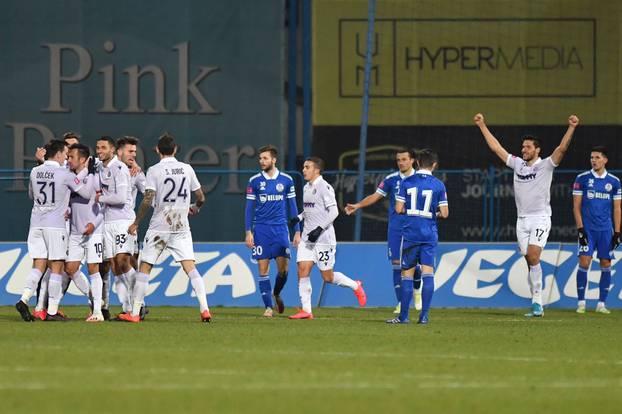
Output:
[401, 240, 436, 270]
[387, 229, 402, 262]
[252, 223, 291, 260]
[578, 228, 614, 260]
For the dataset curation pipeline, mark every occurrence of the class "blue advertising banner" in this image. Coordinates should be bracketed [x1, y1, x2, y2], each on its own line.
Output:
[1, 242, 620, 309]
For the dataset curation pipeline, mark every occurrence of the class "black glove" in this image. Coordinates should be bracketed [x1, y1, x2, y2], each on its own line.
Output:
[577, 228, 588, 246]
[611, 232, 621, 250]
[307, 226, 324, 243]
[87, 156, 96, 175]
[289, 216, 301, 227]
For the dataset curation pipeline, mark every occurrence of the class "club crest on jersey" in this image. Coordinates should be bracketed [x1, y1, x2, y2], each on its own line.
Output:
[605, 183, 613, 192]
[276, 183, 284, 192]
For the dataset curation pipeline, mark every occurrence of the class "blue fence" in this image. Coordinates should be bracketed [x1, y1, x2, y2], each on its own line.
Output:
[1, 242, 620, 309]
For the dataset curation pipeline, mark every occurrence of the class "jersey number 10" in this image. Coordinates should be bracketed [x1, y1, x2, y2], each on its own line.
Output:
[406, 187, 433, 218]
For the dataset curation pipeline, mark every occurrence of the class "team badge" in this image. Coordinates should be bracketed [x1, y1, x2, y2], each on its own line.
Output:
[605, 183, 613, 192]
[276, 183, 284, 192]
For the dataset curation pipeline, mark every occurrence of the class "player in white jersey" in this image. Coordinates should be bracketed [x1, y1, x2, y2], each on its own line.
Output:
[15, 140, 91, 322]
[95, 136, 138, 320]
[126, 133, 210, 322]
[61, 144, 106, 322]
[288, 157, 367, 319]
[475, 113, 579, 317]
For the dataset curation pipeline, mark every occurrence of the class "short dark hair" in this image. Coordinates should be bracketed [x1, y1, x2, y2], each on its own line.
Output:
[62, 131, 80, 143]
[521, 135, 541, 149]
[396, 147, 415, 159]
[97, 136, 116, 148]
[305, 156, 325, 172]
[117, 136, 139, 149]
[69, 143, 90, 160]
[591, 145, 608, 158]
[258, 145, 278, 159]
[416, 148, 438, 169]
[44, 140, 66, 160]
[157, 133, 176, 155]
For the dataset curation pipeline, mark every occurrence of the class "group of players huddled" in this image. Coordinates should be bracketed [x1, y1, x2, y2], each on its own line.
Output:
[14, 112, 620, 324]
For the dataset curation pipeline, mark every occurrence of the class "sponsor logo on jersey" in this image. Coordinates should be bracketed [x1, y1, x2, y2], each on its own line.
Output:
[587, 190, 610, 200]
[516, 172, 536, 181]
[259, 194, 284, 203]
[304, 202, 315, 208]
[276, 183, 284, 192]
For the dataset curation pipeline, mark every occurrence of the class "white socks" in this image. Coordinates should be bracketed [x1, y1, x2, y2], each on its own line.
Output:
[71, 271, 91, 297]
[89, 272, 103, 315]
[299, 277, 312, 313]
[332, 272, 358, 290]
[131, 272, 150, 316]
[20, 268, 43, 304]
[47, 273, 63, 315]
[529, 263, 543, 305]
[188, 269, 209, 312]
[114, 275, 131, 313]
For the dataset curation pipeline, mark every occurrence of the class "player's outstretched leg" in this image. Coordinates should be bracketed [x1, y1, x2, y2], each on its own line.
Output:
[596, 266, 612, 314]
[418, 273, 435, 324]
[331, 271, 366, 307]
[576, 265, 588, 314]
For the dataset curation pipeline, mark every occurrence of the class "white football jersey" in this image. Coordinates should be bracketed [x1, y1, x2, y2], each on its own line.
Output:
[97, 156, 136, 222]
[69, 174, 103, 235]
[131, 171, 146, 208]
[302, 175, 337, 244]
[145, 157, 201, 233]
[29, 161, 89, 229]
[506, 154, 556, 217]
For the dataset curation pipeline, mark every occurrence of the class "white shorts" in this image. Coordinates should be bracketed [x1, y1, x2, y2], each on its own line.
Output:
[103, 220, 136, 260]
[67, 233, 103, 264]
[516, 216, 551, 256]
[27, 227, 68, 261]
[140, 230, 195, 264]
[296, 242, 336, 271]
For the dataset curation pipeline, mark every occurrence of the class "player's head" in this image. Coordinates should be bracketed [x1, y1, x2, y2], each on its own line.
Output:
[590, 146, 608, 172]
[257, 145, 278, 172]
[303, 156, 324, 181]
[157, 133, 177, 157]
[62, 131, 80, 147]
[44, 139, 67, 163]
[116, 136, 139, 167]
[96, 136, 116, 162]
[395, 147, 415, 173]
[416, 148, 438, 171]
[67, 143, 90, 172]
[521, 135, 541, 162]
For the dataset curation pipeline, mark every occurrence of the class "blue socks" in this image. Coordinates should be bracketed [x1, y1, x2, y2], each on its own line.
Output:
[398, 276, 414, 322]
[599, 267, 611, 303]
[274, 271, 288, 296]
[414, 265, 422, 291]
[576, 266, 588, 301]
[421, 274, 435, 319]
[392, 265, 402, 302]
[258, 275, 273, 308]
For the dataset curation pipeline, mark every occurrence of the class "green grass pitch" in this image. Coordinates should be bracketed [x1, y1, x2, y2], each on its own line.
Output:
[1, 306, 620, 414]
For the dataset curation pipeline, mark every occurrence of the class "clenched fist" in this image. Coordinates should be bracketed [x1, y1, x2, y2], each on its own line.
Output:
[473, 113, 485, 127]
[568, 115, 579, 128]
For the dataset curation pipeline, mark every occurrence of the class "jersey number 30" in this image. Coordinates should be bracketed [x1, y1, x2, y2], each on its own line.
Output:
[406, 187, 433, 218]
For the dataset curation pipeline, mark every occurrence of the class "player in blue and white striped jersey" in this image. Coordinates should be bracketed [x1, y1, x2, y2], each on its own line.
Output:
[572, 146, 621, 314]
[245, 145, 301, 316]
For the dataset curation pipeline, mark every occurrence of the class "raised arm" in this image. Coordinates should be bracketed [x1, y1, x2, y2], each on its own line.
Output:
[550, 115, 579, 166]
[473, 113, 510, 163]
[345, 192, 383, 215]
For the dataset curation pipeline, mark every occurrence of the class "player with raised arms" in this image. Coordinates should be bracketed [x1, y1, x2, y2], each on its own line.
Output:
[475, 113, 579, 317]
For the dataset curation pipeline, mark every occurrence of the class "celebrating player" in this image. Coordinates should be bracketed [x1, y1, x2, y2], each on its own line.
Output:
[289, 157, 367, 320]
[95, 136, 137, 319]
[572, 146, 621, 314]
[388, 149, 448, 325]
[475, 113, 579, 317]
[16, 140, 91, 321]
[245, 145, 301, 317]
[345, 148, 422, 314]
[127, 133, 210, 323]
